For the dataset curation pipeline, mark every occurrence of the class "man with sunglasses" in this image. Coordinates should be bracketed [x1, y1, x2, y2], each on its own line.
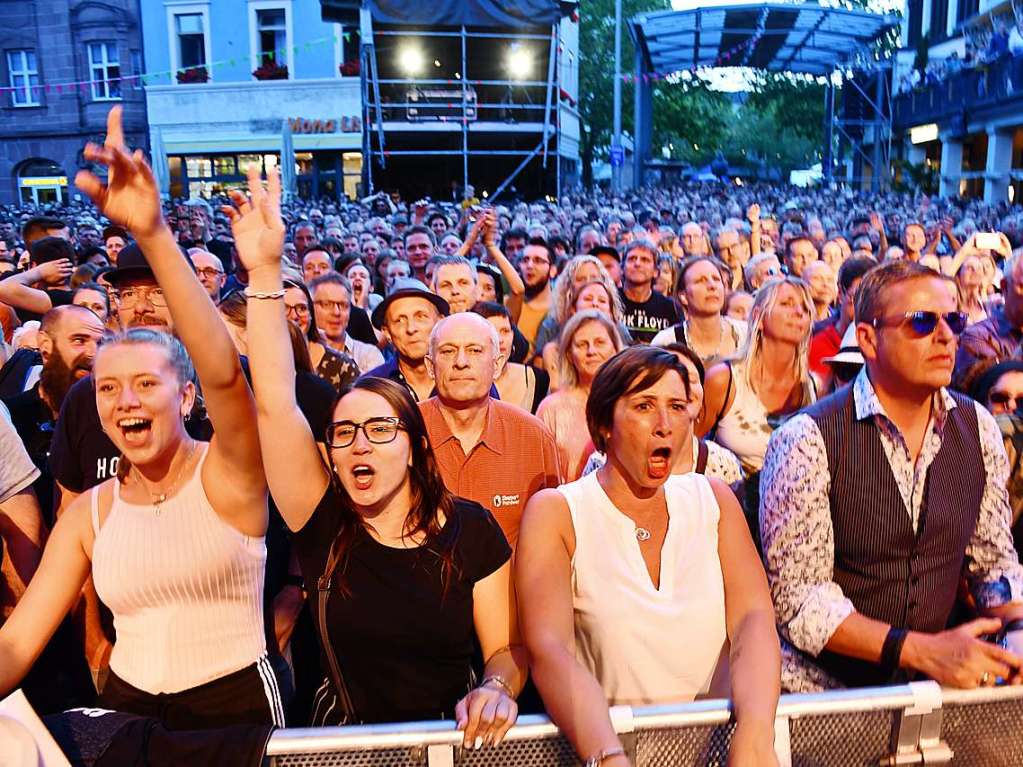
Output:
[761, 260, 1023, 693]
[955, 250, 1023, 393]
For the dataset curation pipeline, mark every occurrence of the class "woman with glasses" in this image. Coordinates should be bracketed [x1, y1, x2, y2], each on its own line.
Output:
[0, 109, 283, 731]
[230, 167, 526, 743]
[282, 279, 359, 394]
[698, 277, 816, 544]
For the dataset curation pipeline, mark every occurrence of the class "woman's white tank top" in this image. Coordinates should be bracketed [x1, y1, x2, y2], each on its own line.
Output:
[559, 471, 728, 706]
[91, 445, 267, 694]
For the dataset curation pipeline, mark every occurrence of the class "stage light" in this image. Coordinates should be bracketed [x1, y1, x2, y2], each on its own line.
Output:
[399, 46, 424, 76]
[506, 46, 531, 80]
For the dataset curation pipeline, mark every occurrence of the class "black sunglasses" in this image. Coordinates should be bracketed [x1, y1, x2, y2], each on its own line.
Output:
[989, 391, 1022, 407]
[872, 311, 968, 337]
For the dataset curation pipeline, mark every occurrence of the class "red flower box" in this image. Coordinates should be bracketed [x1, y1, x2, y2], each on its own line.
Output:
[176, 66, 208, 84]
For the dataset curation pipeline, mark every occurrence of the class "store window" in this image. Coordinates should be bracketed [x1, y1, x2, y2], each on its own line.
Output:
[343, 153, 363, 199]
[17, 159, 66, 204]
[88, 43, 121, 101]
[7, 50, 40, 107]
[186, 157, 213, 178]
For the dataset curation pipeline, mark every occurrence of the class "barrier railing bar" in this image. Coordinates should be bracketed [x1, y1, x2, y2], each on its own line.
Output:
[265, 682, 1023, 759]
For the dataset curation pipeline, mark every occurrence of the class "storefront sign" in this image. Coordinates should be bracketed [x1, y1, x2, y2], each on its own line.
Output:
[288, 117, 362, 134]
[21, 176, 68, 187]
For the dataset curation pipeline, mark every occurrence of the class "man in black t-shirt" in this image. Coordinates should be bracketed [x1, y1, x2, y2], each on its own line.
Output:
[4, 305, 103, 524]
[619, 239, 678, 343]
[0, 237, 75, 324]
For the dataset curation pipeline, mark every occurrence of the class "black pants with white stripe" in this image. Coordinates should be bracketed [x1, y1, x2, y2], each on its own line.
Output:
[99, 655, 286, 730]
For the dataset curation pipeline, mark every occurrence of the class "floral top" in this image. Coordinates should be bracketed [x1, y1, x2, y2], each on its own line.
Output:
[760, 369, 1023, 692]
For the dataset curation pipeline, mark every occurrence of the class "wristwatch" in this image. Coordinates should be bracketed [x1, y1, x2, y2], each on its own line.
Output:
[583, 747, 626, 767]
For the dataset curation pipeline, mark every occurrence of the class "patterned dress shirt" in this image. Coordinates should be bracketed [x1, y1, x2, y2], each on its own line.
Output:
[760, 369, 1023, 692]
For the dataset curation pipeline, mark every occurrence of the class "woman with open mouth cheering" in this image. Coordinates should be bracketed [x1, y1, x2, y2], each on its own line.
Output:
[230, 163, 526, 748]
[0, 106, 282, 734]
[517, 346, 781, 767]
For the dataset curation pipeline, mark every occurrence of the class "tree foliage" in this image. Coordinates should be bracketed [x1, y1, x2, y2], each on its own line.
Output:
[576, 0, 899, 182]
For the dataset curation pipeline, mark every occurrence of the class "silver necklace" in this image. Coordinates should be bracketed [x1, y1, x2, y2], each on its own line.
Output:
[132, 442, 196, 515]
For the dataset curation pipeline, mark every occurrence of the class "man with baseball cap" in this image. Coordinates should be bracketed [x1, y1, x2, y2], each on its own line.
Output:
[362, 278, 449, 402]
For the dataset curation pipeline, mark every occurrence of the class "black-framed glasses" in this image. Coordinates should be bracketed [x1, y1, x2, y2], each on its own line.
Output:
[326, 417, 405, 448]
[872, 311, 968, 337]
[116, 286, 167, 308]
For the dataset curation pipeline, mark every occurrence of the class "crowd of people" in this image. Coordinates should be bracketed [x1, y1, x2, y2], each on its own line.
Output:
[3, 105, 1023, 765]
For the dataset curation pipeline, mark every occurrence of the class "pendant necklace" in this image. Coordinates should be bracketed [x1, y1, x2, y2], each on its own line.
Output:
[635, 527, 652, 542]
[132, 442, 196, 515]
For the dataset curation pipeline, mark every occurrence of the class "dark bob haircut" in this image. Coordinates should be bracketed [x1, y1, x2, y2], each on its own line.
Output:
[971, 359, 1023, 410]
[586, 346, 692, 454]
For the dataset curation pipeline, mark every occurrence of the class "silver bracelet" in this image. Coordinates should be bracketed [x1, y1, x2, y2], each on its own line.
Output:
[583, 747, 626, 767]
[244, 287, 286, 300]
[480, 675, 515, 698]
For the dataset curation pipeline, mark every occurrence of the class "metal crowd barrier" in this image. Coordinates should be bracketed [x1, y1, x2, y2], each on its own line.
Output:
[265, 682, 1023, 766]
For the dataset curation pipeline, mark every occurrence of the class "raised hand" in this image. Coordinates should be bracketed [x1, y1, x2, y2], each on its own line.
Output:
[35, 258, 74, 286]
[74, 106, 164, 240]
[482, 209, 499, 247]
[747, 203, 760, 223]
[221, 165, 286, 274]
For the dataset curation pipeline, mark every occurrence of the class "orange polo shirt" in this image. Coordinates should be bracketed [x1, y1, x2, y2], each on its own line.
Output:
[419, 397, 562, 547]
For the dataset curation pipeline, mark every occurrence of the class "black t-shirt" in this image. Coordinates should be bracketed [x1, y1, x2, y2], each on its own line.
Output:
[292, 484, 511, 724]
[620, 291, 679, 344]
[347, 305, 377, 346]
[17, 288, 73, 324]
[2, 384, 56, 522]
[49, 364, 335, 493]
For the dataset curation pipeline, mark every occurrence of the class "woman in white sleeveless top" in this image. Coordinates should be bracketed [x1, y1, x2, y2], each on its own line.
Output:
[0, 108, 280, 731]
[518, 346, 780, 767]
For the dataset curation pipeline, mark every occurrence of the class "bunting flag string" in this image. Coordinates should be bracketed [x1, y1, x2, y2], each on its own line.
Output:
[618, 33, 760, 83]
[0, 32, 351, 96]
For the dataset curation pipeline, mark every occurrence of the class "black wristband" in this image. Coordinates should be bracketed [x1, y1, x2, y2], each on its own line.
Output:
[881, 627, 909, 679]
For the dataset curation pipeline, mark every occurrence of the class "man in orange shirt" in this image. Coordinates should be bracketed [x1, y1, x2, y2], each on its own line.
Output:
[420, 312, 560, 546]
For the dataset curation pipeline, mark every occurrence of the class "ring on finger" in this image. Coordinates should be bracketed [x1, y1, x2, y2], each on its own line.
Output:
[981, 671, 991, 685]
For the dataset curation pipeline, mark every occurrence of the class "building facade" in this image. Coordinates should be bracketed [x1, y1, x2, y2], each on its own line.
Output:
[890, 0, 1023, 201]
[140, 0, 362, 200]
[0, 0, 147, 205]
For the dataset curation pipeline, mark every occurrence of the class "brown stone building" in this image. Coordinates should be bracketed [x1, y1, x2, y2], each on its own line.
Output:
[0, 0, 147, 205]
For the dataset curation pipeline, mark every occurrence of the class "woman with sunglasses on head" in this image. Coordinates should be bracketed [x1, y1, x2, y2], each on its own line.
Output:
[0, 108, 283, 733]
[518, 346, 780, 767]
[229, 166, 526, 743]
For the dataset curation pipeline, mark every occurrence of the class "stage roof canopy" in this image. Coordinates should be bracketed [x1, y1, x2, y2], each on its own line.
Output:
[630, 3, 899, 77]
